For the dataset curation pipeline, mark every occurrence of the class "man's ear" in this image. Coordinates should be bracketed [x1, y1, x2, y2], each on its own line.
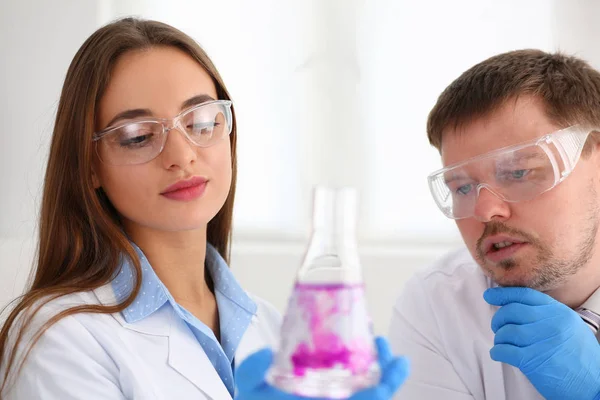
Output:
[592, 135, 600, 166]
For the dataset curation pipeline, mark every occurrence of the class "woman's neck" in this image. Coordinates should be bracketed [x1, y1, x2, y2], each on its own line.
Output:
[125, 224, 214, 309]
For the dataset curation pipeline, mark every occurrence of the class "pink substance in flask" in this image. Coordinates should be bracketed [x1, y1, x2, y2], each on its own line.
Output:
[289, 283, 374, 377]
[266, 186, 380, 398]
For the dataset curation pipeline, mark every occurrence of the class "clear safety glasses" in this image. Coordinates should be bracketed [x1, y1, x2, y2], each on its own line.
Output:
[93, 100, 233, 166]
[428, 125, 595, 219]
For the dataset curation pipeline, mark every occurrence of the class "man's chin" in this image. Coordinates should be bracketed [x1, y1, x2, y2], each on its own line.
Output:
[493, 278, 531, 288]
[482, 264, 540, 289]
[490, 271, 562, 292]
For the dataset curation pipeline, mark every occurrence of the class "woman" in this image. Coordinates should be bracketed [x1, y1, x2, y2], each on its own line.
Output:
[0, 17, 408, 399]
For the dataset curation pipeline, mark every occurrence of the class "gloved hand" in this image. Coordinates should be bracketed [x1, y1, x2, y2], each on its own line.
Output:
[484, 287, 600, 400]
[234, 336, 409, 400]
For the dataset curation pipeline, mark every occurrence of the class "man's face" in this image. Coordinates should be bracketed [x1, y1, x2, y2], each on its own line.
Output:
[441, 96, 600, 291]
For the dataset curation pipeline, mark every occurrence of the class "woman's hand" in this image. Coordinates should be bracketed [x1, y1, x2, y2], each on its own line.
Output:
[235, 336, 409, 400]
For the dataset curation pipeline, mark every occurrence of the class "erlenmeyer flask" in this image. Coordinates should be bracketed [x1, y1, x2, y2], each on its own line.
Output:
[267, 186, 380, 398]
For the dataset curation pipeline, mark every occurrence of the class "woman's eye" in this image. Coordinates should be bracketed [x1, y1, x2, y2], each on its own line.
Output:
[119, 133, 153, 147]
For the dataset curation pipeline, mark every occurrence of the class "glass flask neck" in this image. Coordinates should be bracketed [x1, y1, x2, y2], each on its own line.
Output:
[298, 186, 362, 284]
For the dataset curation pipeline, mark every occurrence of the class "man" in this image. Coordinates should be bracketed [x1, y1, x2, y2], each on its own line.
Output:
[390, 49, 600, 400]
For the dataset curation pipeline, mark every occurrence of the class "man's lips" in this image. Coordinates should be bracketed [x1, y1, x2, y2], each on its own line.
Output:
[481, 235, 526, 255]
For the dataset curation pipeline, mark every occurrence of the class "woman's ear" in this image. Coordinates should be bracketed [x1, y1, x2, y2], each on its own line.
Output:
[92, 168, 101, 189]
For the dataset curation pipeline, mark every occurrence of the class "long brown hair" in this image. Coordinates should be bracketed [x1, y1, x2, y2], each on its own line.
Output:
[0, 17, 238, 392]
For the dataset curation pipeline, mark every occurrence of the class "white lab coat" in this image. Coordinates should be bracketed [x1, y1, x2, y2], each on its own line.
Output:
[1, 283, 282, 399]
[389, 248, 543, 400]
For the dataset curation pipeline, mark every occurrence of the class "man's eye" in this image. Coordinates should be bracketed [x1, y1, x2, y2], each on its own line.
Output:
[456, 184, 473, 195]
[511, 169, 529, 179]
[498, 169, 531, 180]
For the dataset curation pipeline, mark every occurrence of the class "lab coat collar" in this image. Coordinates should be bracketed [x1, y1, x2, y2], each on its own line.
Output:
[94, 284, 267, 399]
[93, 284, 170, 336]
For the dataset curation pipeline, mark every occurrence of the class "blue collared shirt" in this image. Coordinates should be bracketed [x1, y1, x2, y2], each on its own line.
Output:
[111, 242, 257, 396]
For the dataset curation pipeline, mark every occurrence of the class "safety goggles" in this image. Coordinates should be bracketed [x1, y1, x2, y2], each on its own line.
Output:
[428, 125, 594, 219]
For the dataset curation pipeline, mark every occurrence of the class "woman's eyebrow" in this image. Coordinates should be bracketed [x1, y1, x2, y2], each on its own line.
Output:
[104, 94, 216, 128]
[180, 94, 216, 110]
[105, 108, 153, 128]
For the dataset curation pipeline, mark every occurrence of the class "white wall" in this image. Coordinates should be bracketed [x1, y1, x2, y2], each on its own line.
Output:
[2, 0, 600, 334]
[0, 0, 103, 310]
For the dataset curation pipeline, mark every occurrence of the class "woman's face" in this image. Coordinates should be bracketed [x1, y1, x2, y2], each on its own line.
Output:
[94, 46, 232, 234]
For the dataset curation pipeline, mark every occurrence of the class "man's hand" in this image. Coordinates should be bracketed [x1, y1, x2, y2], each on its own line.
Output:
[235, 336, 409, 399]
[484, 287, 600, 400]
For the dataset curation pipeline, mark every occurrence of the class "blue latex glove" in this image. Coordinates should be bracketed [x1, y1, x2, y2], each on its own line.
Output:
[484, 287, 600, 400]
[234, 336, 409, 400]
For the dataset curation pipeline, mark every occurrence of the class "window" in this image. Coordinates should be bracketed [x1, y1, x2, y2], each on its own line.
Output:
[103, 0, 572, 246]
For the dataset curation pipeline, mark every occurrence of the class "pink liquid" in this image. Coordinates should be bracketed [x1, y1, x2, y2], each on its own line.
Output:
[287, 283, 375, 376]
[268, 283, 380, 397]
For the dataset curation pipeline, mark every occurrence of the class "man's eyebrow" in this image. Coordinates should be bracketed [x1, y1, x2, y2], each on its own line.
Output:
[497, 152, 547, 164]
[442, 149, 547, 184]
[444, 174, 472, 185]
